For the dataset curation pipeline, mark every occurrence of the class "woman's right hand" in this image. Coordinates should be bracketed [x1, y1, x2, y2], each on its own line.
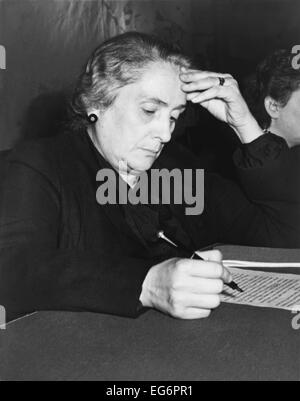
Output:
[139, 250, 231, 319]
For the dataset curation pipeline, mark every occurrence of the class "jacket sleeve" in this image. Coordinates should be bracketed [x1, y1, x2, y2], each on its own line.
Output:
[204, 133, 300, 247]
[0, 146, 152, 321]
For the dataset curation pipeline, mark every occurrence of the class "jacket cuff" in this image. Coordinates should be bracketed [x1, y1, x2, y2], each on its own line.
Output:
[233, 133, 288, 169]
[232, 133, 294, 200]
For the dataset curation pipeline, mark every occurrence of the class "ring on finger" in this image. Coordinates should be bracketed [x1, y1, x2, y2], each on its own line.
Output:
[218, 77, 225, 86]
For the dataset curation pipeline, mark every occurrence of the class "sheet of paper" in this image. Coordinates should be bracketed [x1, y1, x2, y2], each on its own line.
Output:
[221, 268, 300, 311]
[223, 260, 300, 268]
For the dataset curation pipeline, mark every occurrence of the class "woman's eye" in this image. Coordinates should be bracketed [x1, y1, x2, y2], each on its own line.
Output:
[143, 109, 156, 115]
[170, 116, 177, 123]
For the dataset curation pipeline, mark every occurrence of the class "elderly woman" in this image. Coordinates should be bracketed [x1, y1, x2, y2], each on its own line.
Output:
[243, 49, 300, 147]
[0, 32, 299, 322]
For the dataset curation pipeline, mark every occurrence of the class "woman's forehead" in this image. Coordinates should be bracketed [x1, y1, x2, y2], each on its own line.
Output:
[140, 61, 181, 84]
[130, 62, 186, 106]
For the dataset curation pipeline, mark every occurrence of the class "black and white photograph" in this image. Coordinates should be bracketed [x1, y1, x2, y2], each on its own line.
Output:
[0, 0, 299, 383]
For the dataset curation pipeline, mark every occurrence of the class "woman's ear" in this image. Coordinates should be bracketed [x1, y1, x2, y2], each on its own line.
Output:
[264, 96, 281, 119]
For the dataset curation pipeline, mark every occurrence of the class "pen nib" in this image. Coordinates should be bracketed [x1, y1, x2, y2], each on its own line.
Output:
[233, 282, 244, 293]
[227, 281, 244, 293]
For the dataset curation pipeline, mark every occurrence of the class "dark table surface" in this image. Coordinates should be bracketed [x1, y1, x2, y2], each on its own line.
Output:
[1, 245, 300, 381]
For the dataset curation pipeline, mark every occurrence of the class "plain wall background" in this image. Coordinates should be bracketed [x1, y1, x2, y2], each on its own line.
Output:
[0, 0, 300, 151]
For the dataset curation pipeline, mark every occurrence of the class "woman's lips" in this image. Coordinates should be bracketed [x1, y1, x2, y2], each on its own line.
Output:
[141, 147, 162, 155]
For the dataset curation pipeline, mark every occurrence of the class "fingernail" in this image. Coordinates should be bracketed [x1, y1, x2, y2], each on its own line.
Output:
[222, 266, 232, 283]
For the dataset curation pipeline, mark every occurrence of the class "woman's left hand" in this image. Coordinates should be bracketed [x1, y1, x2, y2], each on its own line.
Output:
[180, 67, 263, 143]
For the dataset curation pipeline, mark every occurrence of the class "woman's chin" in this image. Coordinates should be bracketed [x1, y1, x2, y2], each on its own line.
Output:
[129, 156, 156, 173]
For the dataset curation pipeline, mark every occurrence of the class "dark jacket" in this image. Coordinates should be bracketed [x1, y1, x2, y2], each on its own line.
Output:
[0, 130, 299, 320]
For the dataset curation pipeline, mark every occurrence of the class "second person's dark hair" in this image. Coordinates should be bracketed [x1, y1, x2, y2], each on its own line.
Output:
[243, 49, 300, 129]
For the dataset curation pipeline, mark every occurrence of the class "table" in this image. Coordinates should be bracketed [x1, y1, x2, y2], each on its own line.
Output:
[0, 245, 300, 381]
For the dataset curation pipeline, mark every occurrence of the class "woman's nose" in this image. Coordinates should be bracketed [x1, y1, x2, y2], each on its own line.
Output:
[155, 120, 172, 143]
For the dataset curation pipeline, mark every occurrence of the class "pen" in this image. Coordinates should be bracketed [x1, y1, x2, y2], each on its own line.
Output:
[157, 230, 244, 293]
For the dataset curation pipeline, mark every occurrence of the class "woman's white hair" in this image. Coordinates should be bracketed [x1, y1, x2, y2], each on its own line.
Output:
[70, 31, 192, 129]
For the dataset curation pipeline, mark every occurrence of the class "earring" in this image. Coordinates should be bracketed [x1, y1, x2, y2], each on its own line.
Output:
[88, 113, 98, 123]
